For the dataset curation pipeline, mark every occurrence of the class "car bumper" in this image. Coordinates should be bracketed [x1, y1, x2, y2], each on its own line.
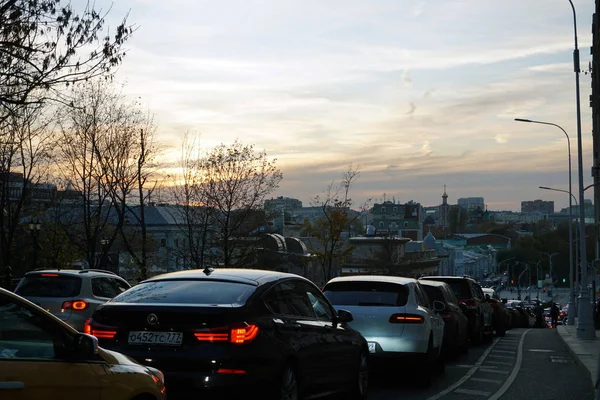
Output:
[364, 334, 429, 354]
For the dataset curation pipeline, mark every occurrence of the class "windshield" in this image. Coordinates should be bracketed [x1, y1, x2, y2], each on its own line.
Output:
[15, 275, 82, 298]
[111, 280, 257, 306]
[323, 281, 409, 307]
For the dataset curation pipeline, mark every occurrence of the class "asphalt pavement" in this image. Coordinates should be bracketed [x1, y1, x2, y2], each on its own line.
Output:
[366, 328, 594, 400]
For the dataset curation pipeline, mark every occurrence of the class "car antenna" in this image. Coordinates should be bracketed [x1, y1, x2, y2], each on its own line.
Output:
[203, 266, 214, 276]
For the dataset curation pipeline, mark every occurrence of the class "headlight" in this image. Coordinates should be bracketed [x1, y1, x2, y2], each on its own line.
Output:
[147, 366, 165, 386]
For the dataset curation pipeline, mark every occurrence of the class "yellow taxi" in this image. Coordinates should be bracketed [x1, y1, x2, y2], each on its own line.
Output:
[0, 286, 166, 400]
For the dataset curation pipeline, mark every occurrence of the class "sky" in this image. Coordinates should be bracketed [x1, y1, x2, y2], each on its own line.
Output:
[96, 0, 596, 212]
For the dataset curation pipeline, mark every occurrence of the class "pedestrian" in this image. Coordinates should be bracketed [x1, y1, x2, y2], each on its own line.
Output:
[534, 302, 544, 328]
[3, 266, 11, 290]
[550, 302, 560, 328]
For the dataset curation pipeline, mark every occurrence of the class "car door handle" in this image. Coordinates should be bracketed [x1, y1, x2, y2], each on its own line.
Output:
[0, 382, 25, 390]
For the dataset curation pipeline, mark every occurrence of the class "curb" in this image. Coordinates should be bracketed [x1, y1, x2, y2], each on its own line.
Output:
[555, 325, 595, 383]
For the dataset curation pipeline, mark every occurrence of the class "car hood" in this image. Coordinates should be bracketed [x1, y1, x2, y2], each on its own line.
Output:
[98, 347, 141, 366]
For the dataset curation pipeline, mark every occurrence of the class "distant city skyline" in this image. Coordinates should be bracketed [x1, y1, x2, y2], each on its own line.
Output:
[97, 0, 595, 212]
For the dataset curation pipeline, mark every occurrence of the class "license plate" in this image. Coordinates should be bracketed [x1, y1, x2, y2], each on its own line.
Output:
[128, 331, 183, 346]
[368, 342, 376, 353]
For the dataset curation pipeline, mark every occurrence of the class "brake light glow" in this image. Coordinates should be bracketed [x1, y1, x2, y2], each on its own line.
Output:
[84, 319, 92, 335]
[84, 319, 117, 339]
[62, 300, 88, 311]
[194, 326, 229, 342]
[217, 368, 246, 374]
[91, 329, 117, 339]
[231, 324, 259, 344]
[194, 323, 259, 344]
[389, 314, 425, 324]
[41, 273, 58, 277]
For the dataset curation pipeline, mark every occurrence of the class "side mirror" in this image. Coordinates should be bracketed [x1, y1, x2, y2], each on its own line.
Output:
[502, 298, 508, 304]
[433, 300, 446, 312]
[337, 309, 354, 323]
[485, 294, 491, 301]
[72, 333, 98, 360]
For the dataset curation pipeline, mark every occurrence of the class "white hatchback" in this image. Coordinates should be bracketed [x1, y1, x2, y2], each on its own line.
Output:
[323, 276, 445, 373]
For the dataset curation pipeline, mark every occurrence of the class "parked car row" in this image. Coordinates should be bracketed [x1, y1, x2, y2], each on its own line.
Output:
[3, 268, 516, 399]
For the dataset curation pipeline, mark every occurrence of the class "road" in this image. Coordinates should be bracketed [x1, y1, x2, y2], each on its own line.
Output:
[366, 328, 594, 400]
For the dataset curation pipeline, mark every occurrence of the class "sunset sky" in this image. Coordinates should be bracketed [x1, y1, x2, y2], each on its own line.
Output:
[99, 0, 595, 212]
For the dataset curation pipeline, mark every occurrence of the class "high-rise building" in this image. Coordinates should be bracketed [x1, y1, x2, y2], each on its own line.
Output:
[521, 199, 554, 214]
[457, 197, 485, 212]
[264, 196, 302, 211]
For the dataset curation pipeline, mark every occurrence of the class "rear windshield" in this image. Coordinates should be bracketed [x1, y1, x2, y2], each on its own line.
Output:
[425, 279, 471, 300]
[421, 285, 445, 304]
[15, 275, 82, 298]
[323, 281, 409, 307]
[110, 280, 257, 306]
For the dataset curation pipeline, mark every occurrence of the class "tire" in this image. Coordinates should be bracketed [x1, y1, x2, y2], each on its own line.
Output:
[278, 364, 299, 400]
[415, 337, 435, 387]
[349, 351, 369, 400]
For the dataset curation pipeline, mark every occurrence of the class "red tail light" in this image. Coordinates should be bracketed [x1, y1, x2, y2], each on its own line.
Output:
[194, 323, 259, 344]
[389, 314, 425, 324]
[62, 300, 88, 311]
[41, 273, 59, 277]
[217, 368, 246, 374]
[194, 326, 229, 342]
[460, 299, 478, 310]
[84, 319, 117, 339]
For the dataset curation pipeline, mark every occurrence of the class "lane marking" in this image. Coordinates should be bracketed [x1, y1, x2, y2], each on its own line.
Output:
[479, 368, 510, 374]
[450, 364, 474, 368]
[485, 361, 512, 366]
[488, 355, 513, 359]
[454, 388, 491, 396]
[492, 350, 516, 354]
[471, 377, 503, 384]
[425, 337, 500, 400]
[488, 329, 531, 400]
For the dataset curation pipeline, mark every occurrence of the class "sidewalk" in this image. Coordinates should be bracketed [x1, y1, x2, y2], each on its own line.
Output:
[556, 320, 600, 386]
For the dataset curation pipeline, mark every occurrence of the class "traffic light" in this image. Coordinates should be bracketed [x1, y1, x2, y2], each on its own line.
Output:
[562, 278, 566, 283]
[511, 280, 514, 284]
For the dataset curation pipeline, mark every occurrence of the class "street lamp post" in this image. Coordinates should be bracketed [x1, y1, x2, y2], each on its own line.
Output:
[498, 257, 515, 290]
[27, 219, 42, 270]
[542, 252, 560, 284]
[567, 0, 595, 339]
[539, 185, 579, 324]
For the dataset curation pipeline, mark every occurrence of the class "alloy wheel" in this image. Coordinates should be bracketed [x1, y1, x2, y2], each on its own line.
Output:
[280, 366, 298, 400]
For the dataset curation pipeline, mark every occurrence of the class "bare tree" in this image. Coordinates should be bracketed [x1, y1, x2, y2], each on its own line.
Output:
[168, 133, 215, 270]
[57, 81, 119, 268]
[303, 165, 370, 282]
[0, 0, 133, 121]
[101, 105, 158, 280]
[199, 140, 282, 267]
[0, 103, 54, 272]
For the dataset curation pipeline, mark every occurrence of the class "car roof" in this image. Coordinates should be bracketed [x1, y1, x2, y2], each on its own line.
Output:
[326, 275, 417, 285]
[421, 276, 476, 283]
[418, 279, 450, 288]
[24, 269, 121, 278]
[145, 268, 303, 286]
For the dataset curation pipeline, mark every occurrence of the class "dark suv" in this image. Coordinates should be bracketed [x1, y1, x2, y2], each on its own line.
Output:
[419, 276, 493, 343]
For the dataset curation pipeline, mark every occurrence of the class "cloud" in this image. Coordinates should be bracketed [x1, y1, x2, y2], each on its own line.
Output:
[494, 134, 510, 144]
[96, 0, 595, 212]
[402, 69, 412, 86]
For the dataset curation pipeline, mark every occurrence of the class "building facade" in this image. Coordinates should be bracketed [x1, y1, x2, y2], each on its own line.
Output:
[521, 199, 554, 214]
[457, 197, 485, 212]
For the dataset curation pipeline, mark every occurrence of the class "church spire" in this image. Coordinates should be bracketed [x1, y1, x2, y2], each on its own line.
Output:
[442, 185, 448, 204]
